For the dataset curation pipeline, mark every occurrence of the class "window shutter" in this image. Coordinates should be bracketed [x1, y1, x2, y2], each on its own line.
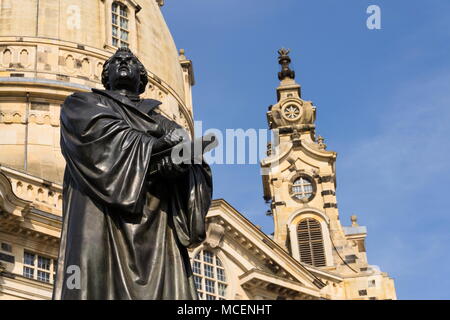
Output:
[297, 219, 326, 267]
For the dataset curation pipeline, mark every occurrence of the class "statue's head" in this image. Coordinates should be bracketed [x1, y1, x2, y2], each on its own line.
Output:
[102, 47, 148, 94]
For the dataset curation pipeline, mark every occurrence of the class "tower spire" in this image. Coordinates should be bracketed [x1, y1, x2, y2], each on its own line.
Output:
[278, 48, 295, 81]
[274, 48, 301, 101]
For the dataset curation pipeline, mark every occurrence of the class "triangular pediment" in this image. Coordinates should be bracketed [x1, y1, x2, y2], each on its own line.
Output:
[202, 199, 328, 299]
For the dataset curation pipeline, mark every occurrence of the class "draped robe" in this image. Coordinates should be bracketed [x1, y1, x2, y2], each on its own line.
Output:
[53, 89, 212, 300]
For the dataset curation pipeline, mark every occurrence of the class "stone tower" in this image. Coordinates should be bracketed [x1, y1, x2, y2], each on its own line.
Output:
[261, 49, 396, 299]
[0, 0, 194, 183]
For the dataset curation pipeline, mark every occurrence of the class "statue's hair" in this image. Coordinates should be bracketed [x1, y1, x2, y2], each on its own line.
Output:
[101, 47, 148, 94]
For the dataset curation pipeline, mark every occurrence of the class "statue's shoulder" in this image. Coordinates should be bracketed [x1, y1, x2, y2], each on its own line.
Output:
[64, 90, 100, 103]
[139, 98, 162, 114]
[150, 110, 182, 130]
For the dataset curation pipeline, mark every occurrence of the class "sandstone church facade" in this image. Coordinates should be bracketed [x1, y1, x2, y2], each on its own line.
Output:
[0, 0, 396, 300]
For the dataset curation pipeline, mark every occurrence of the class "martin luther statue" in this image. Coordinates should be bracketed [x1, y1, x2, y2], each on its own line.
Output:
[53, 48, 213, 300]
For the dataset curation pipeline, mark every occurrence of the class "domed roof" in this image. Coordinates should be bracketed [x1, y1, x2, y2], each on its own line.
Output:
[0, 0, 190, 184]
[136, 1, 186, 102]
[0, 0, 186, 104]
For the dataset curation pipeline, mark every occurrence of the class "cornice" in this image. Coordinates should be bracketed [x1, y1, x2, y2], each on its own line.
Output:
[0, 171, 31, 216]
[0, 37, 193, 131]
[239, 268, 321, 299]
[301, 139, 337, 160]
[0, 167, 61, 241]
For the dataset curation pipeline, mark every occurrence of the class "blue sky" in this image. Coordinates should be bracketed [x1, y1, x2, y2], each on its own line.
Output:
[162, 0, 450, 299]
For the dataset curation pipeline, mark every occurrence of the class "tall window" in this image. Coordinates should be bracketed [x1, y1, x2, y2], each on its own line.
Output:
[297, 218, 326, 267]
[291, 176, 314, 201]
[23, 251, 56, 283]
[112, 2, 129, 48]
[192, 250, 227, 300]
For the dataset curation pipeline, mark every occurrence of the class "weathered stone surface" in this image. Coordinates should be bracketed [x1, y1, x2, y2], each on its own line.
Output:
[0, 0, 194, 184]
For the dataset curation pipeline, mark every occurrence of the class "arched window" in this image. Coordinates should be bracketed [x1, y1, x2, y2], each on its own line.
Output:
[297, 218, 326, 267]
[192, 250, 227, 300]
[3, 49, 12, 66]
[112, 2, 129, 48]
[20, 49, 29, 66]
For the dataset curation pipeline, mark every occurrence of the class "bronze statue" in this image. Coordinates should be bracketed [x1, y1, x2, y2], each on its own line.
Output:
[53, 48, 213, 300]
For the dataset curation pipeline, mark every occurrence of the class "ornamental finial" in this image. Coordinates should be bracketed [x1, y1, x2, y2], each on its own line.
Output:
[278, 48, 295, 81]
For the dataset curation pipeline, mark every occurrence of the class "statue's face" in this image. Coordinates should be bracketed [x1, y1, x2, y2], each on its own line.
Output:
[108, 51, 141, 93]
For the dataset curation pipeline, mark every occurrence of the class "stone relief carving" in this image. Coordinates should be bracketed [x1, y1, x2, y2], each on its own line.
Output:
[0, 111, 60, 126]
[12, 178, 62, 211]
[205, 222, 225, 249]
[0, 46, 36, 69]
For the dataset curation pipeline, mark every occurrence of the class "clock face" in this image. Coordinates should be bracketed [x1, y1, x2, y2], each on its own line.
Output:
[282, 104, 302, 121]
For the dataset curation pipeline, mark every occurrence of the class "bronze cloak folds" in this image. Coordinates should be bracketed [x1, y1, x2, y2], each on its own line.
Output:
[53, 89, 212, 300]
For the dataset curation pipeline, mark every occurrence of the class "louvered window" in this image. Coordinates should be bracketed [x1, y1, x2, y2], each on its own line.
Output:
[297, 219, 326, 267]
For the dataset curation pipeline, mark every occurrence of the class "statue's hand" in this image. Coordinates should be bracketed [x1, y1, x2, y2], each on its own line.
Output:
[152, 128, 185, 153]
[166, 128, 188, 145]
[147, 123, 165, 138]
[153, 155, 189, 179]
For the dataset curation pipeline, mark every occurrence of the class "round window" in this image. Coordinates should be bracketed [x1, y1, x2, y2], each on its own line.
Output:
[291, 176, 315, 202]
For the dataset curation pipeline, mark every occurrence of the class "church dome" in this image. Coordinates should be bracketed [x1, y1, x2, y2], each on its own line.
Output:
[0, 0, 193, 183]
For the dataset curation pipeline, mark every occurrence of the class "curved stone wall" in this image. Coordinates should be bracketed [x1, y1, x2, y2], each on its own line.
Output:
[0, 0, 194, 183]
